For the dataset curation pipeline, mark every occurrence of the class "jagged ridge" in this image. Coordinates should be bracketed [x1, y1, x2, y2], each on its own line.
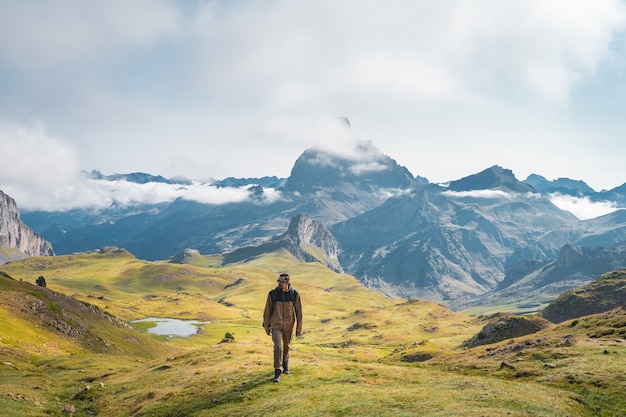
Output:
[222, 213, 343, 273]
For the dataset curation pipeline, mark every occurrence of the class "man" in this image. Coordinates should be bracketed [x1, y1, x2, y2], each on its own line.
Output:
[263, 273, 303, 383]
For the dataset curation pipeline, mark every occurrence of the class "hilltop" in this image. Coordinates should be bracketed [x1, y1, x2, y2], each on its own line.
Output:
[542, 268, 626, 323]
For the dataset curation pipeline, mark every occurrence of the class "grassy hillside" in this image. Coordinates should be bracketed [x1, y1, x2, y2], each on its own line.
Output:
[0, 247, 28, 264]
[1, 249, 625, 416]
[542, 268, 626, 323]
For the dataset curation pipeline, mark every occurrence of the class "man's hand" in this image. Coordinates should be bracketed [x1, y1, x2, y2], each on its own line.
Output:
[265, 327, 271, 336]
[296, 331, 302, 337]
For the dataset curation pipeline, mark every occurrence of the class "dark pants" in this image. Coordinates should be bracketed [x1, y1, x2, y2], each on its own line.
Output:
[271, 328, 293, 370]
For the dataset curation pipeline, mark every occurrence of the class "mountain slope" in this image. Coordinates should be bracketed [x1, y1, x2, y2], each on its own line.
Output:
[0, 270, 168, 357]
[26, 137, 420, 261]
[332, 169, 579, 301]
[452, 240, 626, 314]
[541, 269, 626, 323]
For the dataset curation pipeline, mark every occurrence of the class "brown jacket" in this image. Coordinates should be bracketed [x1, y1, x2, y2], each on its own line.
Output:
[263, 285, 303, 335]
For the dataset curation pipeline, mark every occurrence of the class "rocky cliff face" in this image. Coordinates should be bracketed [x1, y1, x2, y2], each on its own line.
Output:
[556, 244, 584, 268]
[0, 189, 54, 261]
[223, 213, 343, 273]
[281, 213, 343, 273]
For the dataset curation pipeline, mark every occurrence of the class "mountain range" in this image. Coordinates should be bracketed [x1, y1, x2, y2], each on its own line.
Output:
[6, 135, 626, 311]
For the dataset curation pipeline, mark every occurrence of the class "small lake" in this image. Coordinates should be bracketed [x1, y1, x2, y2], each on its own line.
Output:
[131, 317, 211, 338]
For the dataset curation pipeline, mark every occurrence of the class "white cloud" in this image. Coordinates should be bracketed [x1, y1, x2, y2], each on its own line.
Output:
[442, 189, 622, 220]
[549, 194, 620, 220]
[183, 0, 626, 104]
[1, 0, 626, 195]
[307, 119, 391, 174]
[5, 176, 282, 212]
[0, 0, 181, 72]
[442, 189, 519, 199]
[440, 189, 621, 221]
[350, 162, 388, 175]
[0, 119, 82, 197]
[0, 118, 281, 210]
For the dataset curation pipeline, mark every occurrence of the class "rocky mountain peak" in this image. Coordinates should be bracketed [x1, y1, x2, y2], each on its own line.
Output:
[282, 137, 419, 194]
[286, 213, 334, 248]
[223, 212, 343, 273]
[169, 248, 201, 264]
[524, 174, 595, 196]
[281, 213, 343, 273]
[0, 189, 54, 263]
[447, 165, 535, 193]
[556, 244, 584, 268]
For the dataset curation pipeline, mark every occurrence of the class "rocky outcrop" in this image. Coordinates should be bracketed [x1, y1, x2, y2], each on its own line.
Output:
[223, 213, 343, 273]
[542, 269, 626, 323]
[281, 213, 343, 273]
[0, 189, 54, 261]
[462, 312, 552, 348]
[556, 244, 584, 268]
[169, 248, 201, 264]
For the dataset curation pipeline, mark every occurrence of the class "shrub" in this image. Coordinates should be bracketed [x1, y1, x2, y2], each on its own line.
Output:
[220, 332, 235, 343]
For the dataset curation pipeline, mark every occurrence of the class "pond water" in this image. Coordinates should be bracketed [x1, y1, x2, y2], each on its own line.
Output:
[131, 317, 211, 338]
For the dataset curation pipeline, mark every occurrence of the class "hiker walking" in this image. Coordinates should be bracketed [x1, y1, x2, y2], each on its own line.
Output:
[263, 273, 303, 383]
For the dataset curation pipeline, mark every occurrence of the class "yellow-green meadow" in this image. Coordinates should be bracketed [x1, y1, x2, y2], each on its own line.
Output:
[1, 249, 625, 416]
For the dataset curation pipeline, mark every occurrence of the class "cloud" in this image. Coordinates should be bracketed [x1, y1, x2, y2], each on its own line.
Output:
[88, 180, 264, 207]
[0, 118, 82, 198]
[5, 175, 282, 212]
[442, 189, 622, 220]
[185, 0, 626, 103]
[0, 118, 281, 210]
[306, 118, 392, 176]
[0, 0, 181, 72]
[5, 1, 623, 109]
[1, 0, 626, 194]
[548, 194, 620, 220]
[442, 189, 521, 199]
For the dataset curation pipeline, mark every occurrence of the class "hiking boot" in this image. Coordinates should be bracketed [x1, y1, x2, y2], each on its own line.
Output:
[273, 369, 281, 383]
[282, 361, 289, 374]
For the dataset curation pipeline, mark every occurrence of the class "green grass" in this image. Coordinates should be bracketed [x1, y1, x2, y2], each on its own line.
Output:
[2, 250, 626, 416]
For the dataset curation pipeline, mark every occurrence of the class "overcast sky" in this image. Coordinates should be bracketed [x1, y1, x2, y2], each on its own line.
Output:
[2, 1, 626, 217]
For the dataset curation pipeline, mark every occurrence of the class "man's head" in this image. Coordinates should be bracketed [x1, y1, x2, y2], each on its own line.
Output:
[277, 273, 290, 289]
